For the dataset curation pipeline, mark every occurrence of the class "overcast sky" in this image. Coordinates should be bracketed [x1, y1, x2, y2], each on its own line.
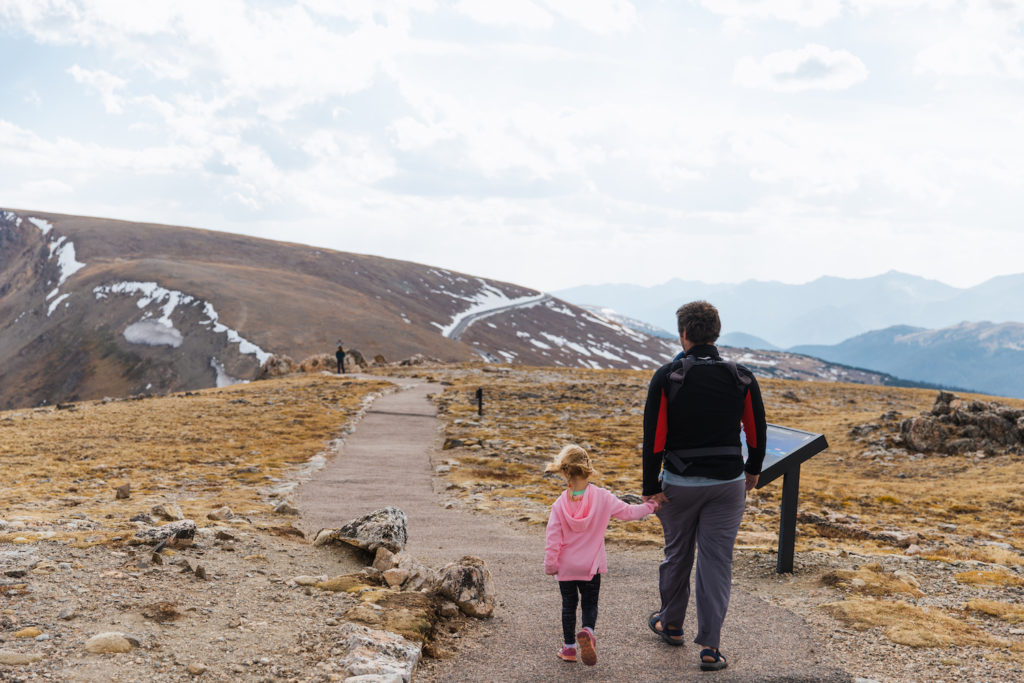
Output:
[2, 0, 1022, 292]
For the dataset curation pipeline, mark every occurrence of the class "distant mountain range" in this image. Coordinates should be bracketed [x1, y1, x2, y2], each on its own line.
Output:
[554, 271, 1024, 348]
[792, 322, 1024, 399]
[556, 274, 1024, 399]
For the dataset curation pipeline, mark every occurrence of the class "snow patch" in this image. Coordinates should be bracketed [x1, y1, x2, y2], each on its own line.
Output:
[47, 293, 70, 316]
[124, 320, 184, 348]
[529, 338, 552, 350]
[210, 357, 246, 387]
[27, 217, 52, 235]
[94, 281, 271, 364]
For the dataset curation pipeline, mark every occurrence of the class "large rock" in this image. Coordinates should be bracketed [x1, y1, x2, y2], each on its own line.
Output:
[0, 651, 44, 665]
[255, 354, 295, 380]
[435, 556, 494, 618]
[314, 507, 408, 554]
[132, 520, 196, 546]
[84, 632, 137, 654]
[333, 622, 420, 683]
[894, 392, 1024, 455]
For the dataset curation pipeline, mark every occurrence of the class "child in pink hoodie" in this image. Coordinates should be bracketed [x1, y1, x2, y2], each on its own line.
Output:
[544, 444, 658, 666]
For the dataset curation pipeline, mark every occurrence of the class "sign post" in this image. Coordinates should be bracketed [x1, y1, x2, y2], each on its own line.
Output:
[746, 425, 828, 574]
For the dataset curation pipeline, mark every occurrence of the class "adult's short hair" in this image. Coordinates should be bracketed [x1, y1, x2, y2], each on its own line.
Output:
[676, 300, 721, 345]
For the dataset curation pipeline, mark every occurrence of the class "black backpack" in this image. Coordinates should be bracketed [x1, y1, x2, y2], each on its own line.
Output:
[661, 355, 751, 473]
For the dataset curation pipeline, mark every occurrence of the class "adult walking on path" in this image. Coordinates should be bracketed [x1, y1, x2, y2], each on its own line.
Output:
[296, 377, 850, 682]
[644, 301, 767, 672]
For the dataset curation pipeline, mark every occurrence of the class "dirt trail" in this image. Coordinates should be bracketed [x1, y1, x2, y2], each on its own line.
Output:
[296, 378, 852, 682]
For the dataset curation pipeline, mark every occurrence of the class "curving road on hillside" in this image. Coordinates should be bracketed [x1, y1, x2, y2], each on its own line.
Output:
[445, 294, 551, 341]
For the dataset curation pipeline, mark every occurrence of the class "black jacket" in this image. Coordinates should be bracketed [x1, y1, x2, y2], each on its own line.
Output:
[641, 344, 767, 496]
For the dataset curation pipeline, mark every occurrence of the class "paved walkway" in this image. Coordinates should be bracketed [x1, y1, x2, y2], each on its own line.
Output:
[296, 379, 851, 682]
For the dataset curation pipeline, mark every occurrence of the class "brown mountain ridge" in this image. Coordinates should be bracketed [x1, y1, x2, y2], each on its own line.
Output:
[0, 208, 914, 409]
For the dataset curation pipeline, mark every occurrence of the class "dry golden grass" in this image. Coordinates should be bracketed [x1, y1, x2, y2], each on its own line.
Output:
[0, 375, 389, 542]
[821, 562, 924, 597]
[955, 570, 1024, 587]
[967, 599, 1024, 624]
[820, 598, 1009, 649]
[394, 363, 1024, 560]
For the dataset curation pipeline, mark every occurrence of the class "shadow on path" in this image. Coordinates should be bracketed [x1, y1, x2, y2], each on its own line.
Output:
[296, 379, 852, 682]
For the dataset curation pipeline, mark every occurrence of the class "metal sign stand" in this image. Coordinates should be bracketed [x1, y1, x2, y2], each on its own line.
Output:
[752, 426, 828, 574]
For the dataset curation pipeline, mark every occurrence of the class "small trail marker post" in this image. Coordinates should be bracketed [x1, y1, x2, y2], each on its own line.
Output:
[475, 388, 483, 416]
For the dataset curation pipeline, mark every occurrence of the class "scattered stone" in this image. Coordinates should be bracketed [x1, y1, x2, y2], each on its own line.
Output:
[291, 575, 328, 587]
[13, 627, 42, 638]
[316, 574, 375, 593]
[215, 530, 236, 541]
[207, 506, 234, 521]
[383, 568, 409, 588]
[84, 632, 136, 654]
[373, 547, 398, 572]
[314, 507, 408, 554]
[115, 484, 131, 500]
[151, 503, 185, 521]
[132, 520, 196, 547]
[0, 651, 43, 665]
[58, 607, 76, 620]
[435, 556, 494, 618]
[617, 493, 643, 505]
[141, 601, 181, 622]
[438, 600, 459, 619]
[130, 513, 154, 524]
[904, 544, 923, 556]
[187, 662, 208, 676]
[334, 622, 420, 683]
[273, 500, 300, 516]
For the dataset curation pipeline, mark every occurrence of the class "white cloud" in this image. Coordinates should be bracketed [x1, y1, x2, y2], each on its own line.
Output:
[914, 2, 1024, 80]
[455, 0, 553, 30]
[734, 44, 868, 92]
[700, 0, 842, 28]
[541, 0, 637, 34]
[67, 64, 127, 113]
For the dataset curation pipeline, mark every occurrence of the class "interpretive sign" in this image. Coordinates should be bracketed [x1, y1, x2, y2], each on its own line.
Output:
[742, 424, 829, 573]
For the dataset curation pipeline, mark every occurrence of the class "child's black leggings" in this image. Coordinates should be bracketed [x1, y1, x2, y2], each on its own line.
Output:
[558, 574, 601, 644]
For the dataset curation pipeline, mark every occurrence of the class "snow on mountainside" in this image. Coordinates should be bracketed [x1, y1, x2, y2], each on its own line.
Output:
[0, 209, 675, 408]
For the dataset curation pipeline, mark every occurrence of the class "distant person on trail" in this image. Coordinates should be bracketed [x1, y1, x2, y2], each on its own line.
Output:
[642, 301, 767, 672]
[544, 445, 659, 667]
[335, 340, 346, 374]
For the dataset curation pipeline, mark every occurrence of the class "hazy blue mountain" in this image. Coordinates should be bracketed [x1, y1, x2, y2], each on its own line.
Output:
[718, 332, 779, 350]
[791, 322, 1024, 399]
[553, 271, 1008, 347]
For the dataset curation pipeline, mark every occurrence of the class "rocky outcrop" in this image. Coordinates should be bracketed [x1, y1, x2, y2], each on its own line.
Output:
[435, 556, 495, 618]
[314, 507, 408, 554]
[898, 392, 1024, 455]
[255, 354, 295, 379]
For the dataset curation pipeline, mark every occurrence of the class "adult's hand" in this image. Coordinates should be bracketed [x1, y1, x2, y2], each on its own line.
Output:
[643, 492, 669, 505]
[745, 473, 759, 492]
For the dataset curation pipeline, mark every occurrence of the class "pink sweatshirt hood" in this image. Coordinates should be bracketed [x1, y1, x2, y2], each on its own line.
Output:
[552, 485, 596, 534]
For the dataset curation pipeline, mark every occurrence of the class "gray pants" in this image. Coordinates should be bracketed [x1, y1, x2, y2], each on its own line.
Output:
[656, 480, 745, 649]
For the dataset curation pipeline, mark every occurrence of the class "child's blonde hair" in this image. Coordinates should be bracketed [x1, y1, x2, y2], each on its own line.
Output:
[544, 444, 596, 479]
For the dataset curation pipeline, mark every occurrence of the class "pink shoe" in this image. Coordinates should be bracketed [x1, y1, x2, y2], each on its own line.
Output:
[557, 645, 577, 662]
[576, 629, 597, 666]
